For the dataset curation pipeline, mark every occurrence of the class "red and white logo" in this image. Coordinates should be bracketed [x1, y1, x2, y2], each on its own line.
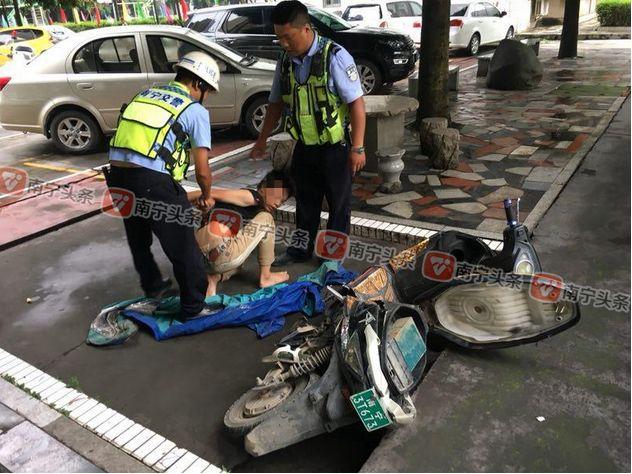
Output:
[422, 251, 457, 282]
[102, 187, 135, 218]
[0, 167, 28, 196]
[315, 230, 349, 261]
[530, 273, 564, 303]
[209, 209, 242, 238]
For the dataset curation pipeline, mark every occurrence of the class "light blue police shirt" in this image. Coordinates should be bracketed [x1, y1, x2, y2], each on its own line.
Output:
[268, 33, 364, 105]
[109, 81, 211, 175]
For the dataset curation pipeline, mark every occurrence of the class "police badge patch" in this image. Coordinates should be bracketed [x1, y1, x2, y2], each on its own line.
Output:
[346, 65, 359, 82]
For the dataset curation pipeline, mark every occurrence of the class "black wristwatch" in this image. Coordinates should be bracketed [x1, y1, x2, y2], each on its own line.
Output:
[351, 146, 365, 154]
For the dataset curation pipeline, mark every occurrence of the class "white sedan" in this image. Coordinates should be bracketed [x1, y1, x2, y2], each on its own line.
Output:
[341, 0, 423, 45]
[449, 2, 515, 55]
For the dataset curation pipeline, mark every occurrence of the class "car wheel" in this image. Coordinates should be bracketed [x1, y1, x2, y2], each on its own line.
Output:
[50, 110, 103, 155]
[356, 59, 382, 95]
[505, 26, 514, 39]
[467, 33, 480, 56]
[243, 95, 280, 139]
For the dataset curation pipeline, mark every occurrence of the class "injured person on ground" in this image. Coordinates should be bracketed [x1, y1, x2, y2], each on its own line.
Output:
[188, 170, 293, 296]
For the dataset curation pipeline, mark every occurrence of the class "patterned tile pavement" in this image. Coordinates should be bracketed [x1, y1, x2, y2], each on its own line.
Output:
[192, 41, 629, 235]
[351, 40, 630, 232]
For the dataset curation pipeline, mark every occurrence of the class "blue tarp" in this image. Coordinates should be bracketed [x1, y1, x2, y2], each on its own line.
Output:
[118, 262, 355, 340]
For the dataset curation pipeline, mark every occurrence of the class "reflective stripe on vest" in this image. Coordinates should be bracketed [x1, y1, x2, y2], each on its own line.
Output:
[280, 39, 349, 146]
[110, 83, 194, 182]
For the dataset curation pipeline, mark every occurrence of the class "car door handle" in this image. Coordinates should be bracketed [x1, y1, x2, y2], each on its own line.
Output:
[77, 82, 93, 90]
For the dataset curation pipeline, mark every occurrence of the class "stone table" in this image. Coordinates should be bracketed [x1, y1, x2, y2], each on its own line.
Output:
[364, 95, 419, 172]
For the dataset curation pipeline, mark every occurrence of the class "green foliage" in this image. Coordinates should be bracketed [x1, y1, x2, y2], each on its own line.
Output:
[2, 373, 42, 400]
[66, 375, 81, 390]
[60, 17, 185, 32]
[23, 0, 90, 11]
[596, 0, 631, 26]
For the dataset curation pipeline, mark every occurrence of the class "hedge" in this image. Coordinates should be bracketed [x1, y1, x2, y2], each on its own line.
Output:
[596, 0, 631, 27]
[60, 18, 185, 32]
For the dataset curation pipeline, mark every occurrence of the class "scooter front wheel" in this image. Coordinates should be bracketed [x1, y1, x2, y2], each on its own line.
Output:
[224, 376, 309, 437]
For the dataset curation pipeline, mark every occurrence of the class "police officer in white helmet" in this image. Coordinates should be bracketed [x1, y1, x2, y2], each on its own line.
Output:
[107, 51, 221, 320]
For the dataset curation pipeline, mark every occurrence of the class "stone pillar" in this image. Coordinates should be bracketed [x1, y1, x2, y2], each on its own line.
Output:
[430, 128, 460, 170]
[377, 147, 406, 194]
[420, 117, 448, 155]
[268, 132, 296, 173]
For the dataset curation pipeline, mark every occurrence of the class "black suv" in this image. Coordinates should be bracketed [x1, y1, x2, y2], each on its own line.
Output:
[187, 4, 418, 94]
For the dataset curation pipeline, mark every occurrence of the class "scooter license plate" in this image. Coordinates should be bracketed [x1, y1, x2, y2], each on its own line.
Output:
[350, 388, 392, 432]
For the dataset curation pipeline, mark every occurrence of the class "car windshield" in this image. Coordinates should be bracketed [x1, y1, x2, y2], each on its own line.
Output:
[450, 4, 468, 16]
[185, 29, 246, 63]
[308, 7, 353, 31]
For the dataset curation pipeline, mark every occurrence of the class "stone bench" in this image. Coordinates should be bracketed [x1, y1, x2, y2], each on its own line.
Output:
[408, 64, 460, 98]
[477, 52, 494, 77]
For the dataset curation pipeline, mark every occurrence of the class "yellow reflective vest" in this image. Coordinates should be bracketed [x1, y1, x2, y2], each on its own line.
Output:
[110, 82, 195, 182]
[280, 39, 349, 146]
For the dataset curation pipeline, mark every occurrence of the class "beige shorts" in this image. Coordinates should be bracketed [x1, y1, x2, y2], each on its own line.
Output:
[195, 211, 276, 281]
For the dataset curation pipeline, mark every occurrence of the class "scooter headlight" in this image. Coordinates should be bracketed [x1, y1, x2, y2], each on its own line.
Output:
[514, 259, 535, 275]
[431, 277, 579, 346]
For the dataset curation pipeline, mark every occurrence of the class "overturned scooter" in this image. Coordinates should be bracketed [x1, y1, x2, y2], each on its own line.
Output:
[224, 199, 581, 456]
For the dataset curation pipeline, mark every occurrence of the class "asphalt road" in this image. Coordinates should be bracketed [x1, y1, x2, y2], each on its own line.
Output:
[0, 212, 406, 471]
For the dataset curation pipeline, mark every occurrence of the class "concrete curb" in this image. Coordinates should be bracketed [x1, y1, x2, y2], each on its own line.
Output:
[0, 349, 222, 473]
[518, 32, 631, 40]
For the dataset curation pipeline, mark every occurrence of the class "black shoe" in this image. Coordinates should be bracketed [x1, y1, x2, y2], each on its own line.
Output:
[145, 278, 172, 299]
[272, 253, 311, 267]
[180, 302, 225, 321]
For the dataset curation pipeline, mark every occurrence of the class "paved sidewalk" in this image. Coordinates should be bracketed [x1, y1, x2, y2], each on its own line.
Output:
[0, 376, 152, 472]
[352, 40, 629, 234]
[361, 96, 630, 473]
[520, 13, 631, 40]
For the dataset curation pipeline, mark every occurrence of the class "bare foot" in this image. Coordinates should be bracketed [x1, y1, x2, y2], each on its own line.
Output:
[206, 273, 222, 297]
[260, 271, 290, 288]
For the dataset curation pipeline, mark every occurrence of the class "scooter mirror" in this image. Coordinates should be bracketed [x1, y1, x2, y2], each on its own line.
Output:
[426, 275, 580, 349]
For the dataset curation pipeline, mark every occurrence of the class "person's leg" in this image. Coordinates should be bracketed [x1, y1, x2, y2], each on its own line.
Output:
[287, 142, 325, 259]
[108, 167, 163, 294]
[146, 175, 207, 317]
[322, 143, 352, 235]
[251, 212, 289, 287]
[210, 212, 289, 290]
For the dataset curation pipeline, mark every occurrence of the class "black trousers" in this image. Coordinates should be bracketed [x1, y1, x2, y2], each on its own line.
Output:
[107, 166, 207, 317]
[287, 140, 352, 258]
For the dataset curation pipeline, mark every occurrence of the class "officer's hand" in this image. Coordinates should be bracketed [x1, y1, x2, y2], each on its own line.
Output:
[348, 150, 366, 176]
[197, 196, 215, 212]
[250, 140, 268, 160]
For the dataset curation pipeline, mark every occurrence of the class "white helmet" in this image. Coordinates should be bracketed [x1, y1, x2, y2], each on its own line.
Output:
[174, 51, 220, 92]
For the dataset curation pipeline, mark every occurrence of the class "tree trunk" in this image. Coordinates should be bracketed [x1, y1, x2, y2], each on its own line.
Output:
[11, 0, 21, 26]
[417, 0, 450, 123]
[153, 0, 160, 23]
[558, 0, 580, 58]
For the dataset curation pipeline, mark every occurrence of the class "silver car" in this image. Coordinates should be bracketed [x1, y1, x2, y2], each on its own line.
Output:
[0, 25, 275, 154]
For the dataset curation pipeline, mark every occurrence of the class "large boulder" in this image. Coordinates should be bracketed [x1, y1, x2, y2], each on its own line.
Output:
[486, 39, 543, 90]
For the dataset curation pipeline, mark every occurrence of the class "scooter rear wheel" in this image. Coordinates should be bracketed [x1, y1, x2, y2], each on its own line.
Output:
[224, 376, 309, 437]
